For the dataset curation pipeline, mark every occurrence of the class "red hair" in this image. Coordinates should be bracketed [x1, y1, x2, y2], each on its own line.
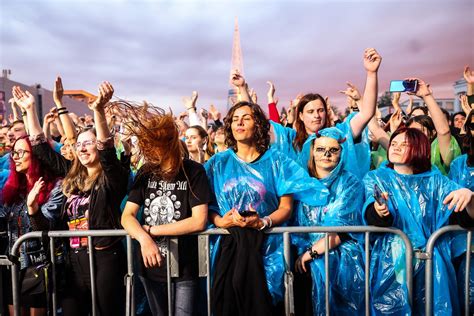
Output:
[2, 136, 58, 206]
[387, 127, 431, 174]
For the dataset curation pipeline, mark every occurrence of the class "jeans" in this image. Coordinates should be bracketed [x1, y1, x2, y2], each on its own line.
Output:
[139, 276, 197, 316]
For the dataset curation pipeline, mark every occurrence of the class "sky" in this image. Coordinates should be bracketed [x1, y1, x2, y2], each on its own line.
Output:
[1, 0, 473, 114]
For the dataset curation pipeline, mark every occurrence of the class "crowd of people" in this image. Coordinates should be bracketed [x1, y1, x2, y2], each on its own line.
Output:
[0, 49, 473, 316]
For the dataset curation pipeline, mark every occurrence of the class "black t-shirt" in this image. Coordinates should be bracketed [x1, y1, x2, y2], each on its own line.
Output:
[127, 159, 211, 282]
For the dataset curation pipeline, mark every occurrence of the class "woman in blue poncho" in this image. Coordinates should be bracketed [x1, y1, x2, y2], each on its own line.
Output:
[292, 127, 366, 315]
[229, 48, 381, 179]
[205, 101, 329, 315]
[448, 109, 474, 313]
[363, 127, 474, 315]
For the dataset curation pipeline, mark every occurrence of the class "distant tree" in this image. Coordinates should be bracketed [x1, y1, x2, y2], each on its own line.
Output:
[378, 91, 392, 109]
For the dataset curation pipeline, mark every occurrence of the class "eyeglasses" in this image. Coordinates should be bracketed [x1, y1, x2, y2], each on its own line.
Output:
[314, 147, 340, 155]
[74, 140, 96, 150]
[11, 149, 30, 158]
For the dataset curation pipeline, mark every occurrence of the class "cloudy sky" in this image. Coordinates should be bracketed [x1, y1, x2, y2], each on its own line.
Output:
[1, 0, 473, 113]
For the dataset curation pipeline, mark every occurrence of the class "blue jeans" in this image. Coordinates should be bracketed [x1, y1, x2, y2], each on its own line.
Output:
[139, 276, 197, 316]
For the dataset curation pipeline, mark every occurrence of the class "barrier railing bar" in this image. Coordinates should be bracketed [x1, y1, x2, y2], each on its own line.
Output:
[325, 233, 330, 316]
[465, 231, 471, 316]
[206, 235, 211, 316]
[125, 235, 135, 316]
[425, 225, 473, 315]
[49, 237, 57, 316]
[166, 238, 172, 316]
[87, 236, 97, 316]
[365, 232, 370, 316]
[282, 232, 294, 315]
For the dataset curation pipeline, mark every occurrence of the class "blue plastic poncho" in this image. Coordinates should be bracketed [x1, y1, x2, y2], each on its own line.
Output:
[205, 147, 329, 303]
[292, 127, 366, 315]
[270, 113, 371, 179]
[448, 154, 474, 311]
[363, 166, 461, 315]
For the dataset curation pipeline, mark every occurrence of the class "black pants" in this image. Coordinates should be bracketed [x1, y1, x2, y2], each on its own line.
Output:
[61, 243, 127, 316]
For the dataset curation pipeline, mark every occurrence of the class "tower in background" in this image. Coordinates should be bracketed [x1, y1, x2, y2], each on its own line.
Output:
[227, 17, 244, 109]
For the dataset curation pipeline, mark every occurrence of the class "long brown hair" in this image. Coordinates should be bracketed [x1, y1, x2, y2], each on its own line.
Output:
[293, 93, 328, 151]
[62, 128, 102, 197]
[113, 100, 183, 180]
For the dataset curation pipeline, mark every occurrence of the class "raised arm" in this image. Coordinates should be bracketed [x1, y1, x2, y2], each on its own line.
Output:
[231, 70, 251, 102]
[12, 86, 42, 136]
[182, 91, 202, 126]
[88, 81, 113, 141]
[410, 78, 453, 165]
[348, 48, 381, 139]
[464, 66, 474, 96]
[266, 81, 281, 123]
[53, 77, 77, 142]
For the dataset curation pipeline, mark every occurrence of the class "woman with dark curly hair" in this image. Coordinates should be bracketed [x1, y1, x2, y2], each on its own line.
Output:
[205, 101, 329, 315]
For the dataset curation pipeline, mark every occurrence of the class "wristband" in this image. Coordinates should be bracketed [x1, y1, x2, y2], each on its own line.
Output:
[258, 218, 268, 231]
[58, 111, 69, 116]
[264, 216, 272, 228]
[307, 246, 321, 260]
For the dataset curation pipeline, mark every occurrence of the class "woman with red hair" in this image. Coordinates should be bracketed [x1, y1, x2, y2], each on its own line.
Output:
[1, 135, 63, 316]
[363, 127, 474, 315]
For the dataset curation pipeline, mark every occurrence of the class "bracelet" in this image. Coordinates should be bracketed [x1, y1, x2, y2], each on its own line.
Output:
[264, 216, 272, 228]
[307, 246, 321, 260]
[258, 218, 268, 231]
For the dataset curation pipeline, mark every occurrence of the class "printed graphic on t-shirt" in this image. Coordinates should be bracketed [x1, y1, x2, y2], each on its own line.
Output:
[143, 179, 188, 255]
[66, 194, 90, 248]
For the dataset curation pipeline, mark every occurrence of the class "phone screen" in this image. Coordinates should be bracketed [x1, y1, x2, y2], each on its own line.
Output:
[389, 80, 417, 92]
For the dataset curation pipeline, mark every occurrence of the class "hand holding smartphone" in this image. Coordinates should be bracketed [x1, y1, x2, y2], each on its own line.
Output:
[373, 184, 387, 205]
[389, 80, 418, 93]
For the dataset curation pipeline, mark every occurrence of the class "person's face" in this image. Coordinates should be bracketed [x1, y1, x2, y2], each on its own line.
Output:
[0, 127, 9, 145]
[12, 138, 31, 173]
[389, 133, 410, 165]
[74, 131, 99, 167]
[60, 139, 75, 161]
[453, 114, 466, 129]
[313, 137, 341, 173]
[231, 106, 256, 143]
[185, 128, 205, 153]
[299, 100, 327, 134]
[214, 128, 225, 145]
[410, 109, 425, 117]
[7, 122, 26, 143]
[408, 121, 431, 141]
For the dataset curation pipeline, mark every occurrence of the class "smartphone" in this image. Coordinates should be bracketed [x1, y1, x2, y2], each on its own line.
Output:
[389, 80, 418, 93]
[239, 210, 257, 217]
[373, 184, 386, 205]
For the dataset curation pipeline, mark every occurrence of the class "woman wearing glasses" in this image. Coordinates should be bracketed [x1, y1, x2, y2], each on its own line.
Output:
[1, 135, 63, 316]
[13, 81, 130, 316]
[292, 128, 366, 315]
[363, 127, 474, 315]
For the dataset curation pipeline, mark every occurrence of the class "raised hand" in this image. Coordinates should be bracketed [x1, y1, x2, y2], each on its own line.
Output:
[363, 48, 382, 73]
[339, 82, 361, 101]
[43, 112, 56, 125]
[406, 78, 432, 98]
[460, 94, 473, 115]
[209, 104, 221, 121]
[88, 81, 114, 112]
[389, 109, 403, 133]
[325, 96, 336, 127]
[250, 88, 257, 103]
[53, 76, 64, 107]
[182, 91, 198, 110]
[267, 81, 276, 104]
[463, 66, 474, 84]
[12, 86, 35, 112]
[231, 70, 246, 88]
[27, 177, 45, 215]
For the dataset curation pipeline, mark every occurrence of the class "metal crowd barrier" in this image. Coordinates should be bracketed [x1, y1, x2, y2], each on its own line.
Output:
[8, 226, 414, 316]
[424, 225, 473, 316]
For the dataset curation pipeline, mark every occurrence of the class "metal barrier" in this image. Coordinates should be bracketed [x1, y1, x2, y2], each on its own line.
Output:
[9, 226, 414, 316]
[424, 225, 473, 316]
[9, 230, 134, 316]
